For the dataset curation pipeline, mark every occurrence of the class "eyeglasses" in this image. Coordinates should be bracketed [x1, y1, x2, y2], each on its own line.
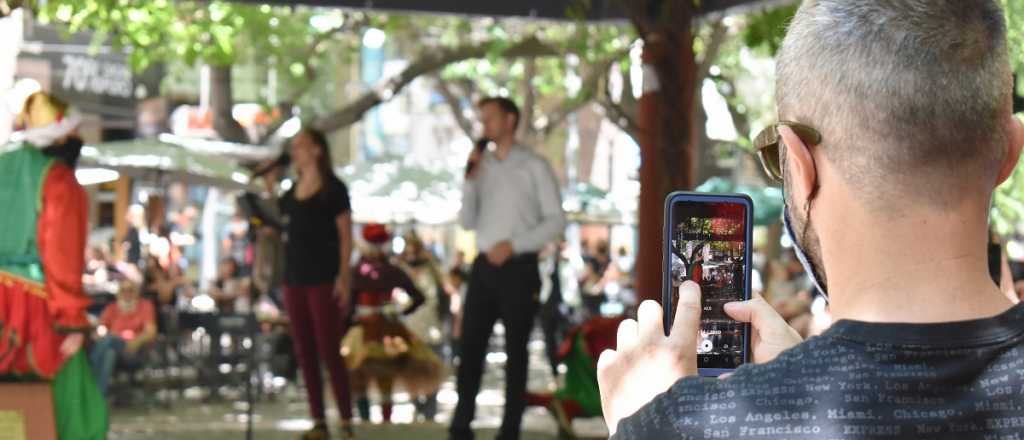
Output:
[752, 121, 822, 182]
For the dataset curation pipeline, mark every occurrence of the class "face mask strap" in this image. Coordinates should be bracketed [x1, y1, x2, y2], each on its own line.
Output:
[801, 198, 813, 252]
[784, 199, 829, 301]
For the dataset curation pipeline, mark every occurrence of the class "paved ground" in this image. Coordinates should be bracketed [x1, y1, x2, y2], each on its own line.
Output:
[108, 401, 607, 439]
[107, 335, 610, 440]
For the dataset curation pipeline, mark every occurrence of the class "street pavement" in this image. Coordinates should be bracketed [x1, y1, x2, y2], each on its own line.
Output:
[108, 333, 610, 439]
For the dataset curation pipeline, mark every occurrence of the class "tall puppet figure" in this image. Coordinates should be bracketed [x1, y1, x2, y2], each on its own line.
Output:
[0, 92, 108, 439]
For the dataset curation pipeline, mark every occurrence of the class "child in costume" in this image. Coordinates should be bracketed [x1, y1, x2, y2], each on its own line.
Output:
[0, 92, 108, 439]
[342, 224, 445, 423]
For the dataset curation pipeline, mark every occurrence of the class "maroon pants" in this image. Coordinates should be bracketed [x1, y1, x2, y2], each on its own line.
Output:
[284, 284, 353, 422]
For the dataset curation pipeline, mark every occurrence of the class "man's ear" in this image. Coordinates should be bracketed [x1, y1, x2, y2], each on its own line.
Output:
[778, 125, 818, 208]
[996, 115, 1024, 186]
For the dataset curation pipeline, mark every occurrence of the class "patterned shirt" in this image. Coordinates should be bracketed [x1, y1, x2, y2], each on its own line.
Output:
[614, 303, 1024, 439]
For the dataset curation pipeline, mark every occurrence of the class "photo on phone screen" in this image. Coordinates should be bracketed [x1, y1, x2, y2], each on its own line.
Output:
[667, 199, 748, 370]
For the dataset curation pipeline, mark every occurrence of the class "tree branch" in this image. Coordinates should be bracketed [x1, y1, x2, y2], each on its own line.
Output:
[598, 97, 641, 141]
[696, 20, 728, 84]
[717, 73, 752, 140]
[256, 22, 355, 144]
[313, 36, 559, 134]
[433, 75, 475, 140]
[595, 62, 641, 141]
[454, 78, 481, 104]
[538, 48, 630, 138]
[209, 64, 250, 143]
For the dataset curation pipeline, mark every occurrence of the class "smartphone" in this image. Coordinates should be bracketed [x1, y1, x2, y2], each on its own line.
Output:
[662, 192, 752, 377]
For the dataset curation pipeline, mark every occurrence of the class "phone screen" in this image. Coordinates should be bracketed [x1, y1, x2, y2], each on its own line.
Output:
[668, 200, 748, 370]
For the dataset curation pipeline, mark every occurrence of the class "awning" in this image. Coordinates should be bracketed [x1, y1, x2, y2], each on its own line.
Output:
[79, 140, 255, 190]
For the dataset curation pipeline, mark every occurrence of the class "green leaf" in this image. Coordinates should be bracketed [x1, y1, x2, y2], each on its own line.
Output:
[741, 4, 797, 55]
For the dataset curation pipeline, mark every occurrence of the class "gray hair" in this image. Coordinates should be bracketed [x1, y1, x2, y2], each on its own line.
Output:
[777, 0, 1011, 207]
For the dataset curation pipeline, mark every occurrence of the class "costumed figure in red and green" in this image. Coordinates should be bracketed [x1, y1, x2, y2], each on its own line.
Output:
[0, 92, 109, 439]
[526, 316, 625, 439]
[341, 223, 445, 423]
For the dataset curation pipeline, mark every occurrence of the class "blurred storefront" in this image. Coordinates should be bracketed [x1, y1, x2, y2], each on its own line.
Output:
[15, 17, 163, 142]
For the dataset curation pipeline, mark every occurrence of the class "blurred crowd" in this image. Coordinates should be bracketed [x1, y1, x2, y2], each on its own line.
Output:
[78, 200, 1024, 404]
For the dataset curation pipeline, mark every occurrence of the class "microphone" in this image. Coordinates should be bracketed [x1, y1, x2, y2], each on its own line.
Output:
[465, 138, 489, 177]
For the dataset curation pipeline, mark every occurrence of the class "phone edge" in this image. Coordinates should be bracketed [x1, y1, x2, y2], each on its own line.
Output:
[662, 191, 755, 377]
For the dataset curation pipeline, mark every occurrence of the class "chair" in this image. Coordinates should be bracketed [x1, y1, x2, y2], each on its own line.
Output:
[178, 312, 259, 401]
[107, 344, 159, 408]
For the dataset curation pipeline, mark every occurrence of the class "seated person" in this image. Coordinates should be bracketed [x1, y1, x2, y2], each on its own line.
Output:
[89, 278, 156, 396]
[83, 245, 114, 286]
[142, 254, 191, 334]
[142, 254, 190, 307]
[209, 257, 251, 314]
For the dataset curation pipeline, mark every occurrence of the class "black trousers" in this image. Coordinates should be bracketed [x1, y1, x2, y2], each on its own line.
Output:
[538, 256, 567, 376]
[450, 254, 541, 440]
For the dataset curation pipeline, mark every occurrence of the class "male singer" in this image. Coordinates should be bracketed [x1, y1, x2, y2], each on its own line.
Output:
[450, 97, 566, 440]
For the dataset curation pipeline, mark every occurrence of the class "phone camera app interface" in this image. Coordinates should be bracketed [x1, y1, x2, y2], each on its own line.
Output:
[670, 202, 746, 369]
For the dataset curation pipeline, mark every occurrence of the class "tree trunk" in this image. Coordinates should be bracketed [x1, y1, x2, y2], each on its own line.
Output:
[518, 57, 538, 144]
[693, 21, 732, 184]
[576, 103, 603, 184]
[625, 0, 700, 303]
[208, 64, 249, 143]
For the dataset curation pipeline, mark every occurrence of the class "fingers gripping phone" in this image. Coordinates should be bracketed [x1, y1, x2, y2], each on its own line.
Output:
[662, 192, 753, 377]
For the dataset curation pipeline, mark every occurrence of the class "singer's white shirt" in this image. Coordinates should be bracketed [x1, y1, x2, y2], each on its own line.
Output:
[460, 144, 566, 255]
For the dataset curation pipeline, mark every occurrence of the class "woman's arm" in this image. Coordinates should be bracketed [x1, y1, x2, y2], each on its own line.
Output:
[397, 269, 427, 316]
[335, 212, 354, 306]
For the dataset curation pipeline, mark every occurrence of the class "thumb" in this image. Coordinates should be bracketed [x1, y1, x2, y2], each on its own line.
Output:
[669, 281, 702, 347]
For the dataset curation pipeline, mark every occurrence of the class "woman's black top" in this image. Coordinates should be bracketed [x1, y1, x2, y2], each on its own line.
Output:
[279, 176, 351, 286]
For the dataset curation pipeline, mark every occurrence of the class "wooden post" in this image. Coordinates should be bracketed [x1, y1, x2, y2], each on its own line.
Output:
[112, 175, 132, 262]
[626, 0, 699, 303]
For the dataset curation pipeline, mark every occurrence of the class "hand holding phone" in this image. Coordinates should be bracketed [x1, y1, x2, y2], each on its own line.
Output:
[598, 269, 801, 438]
[662, 192, 753, 377]
[722, 293, 804, 364]
[598, 288, 701, 436]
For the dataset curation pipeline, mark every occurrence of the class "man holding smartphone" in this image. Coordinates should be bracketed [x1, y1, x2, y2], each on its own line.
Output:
[599, 0, 1024, 438]
[450, 97, 566, 440]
